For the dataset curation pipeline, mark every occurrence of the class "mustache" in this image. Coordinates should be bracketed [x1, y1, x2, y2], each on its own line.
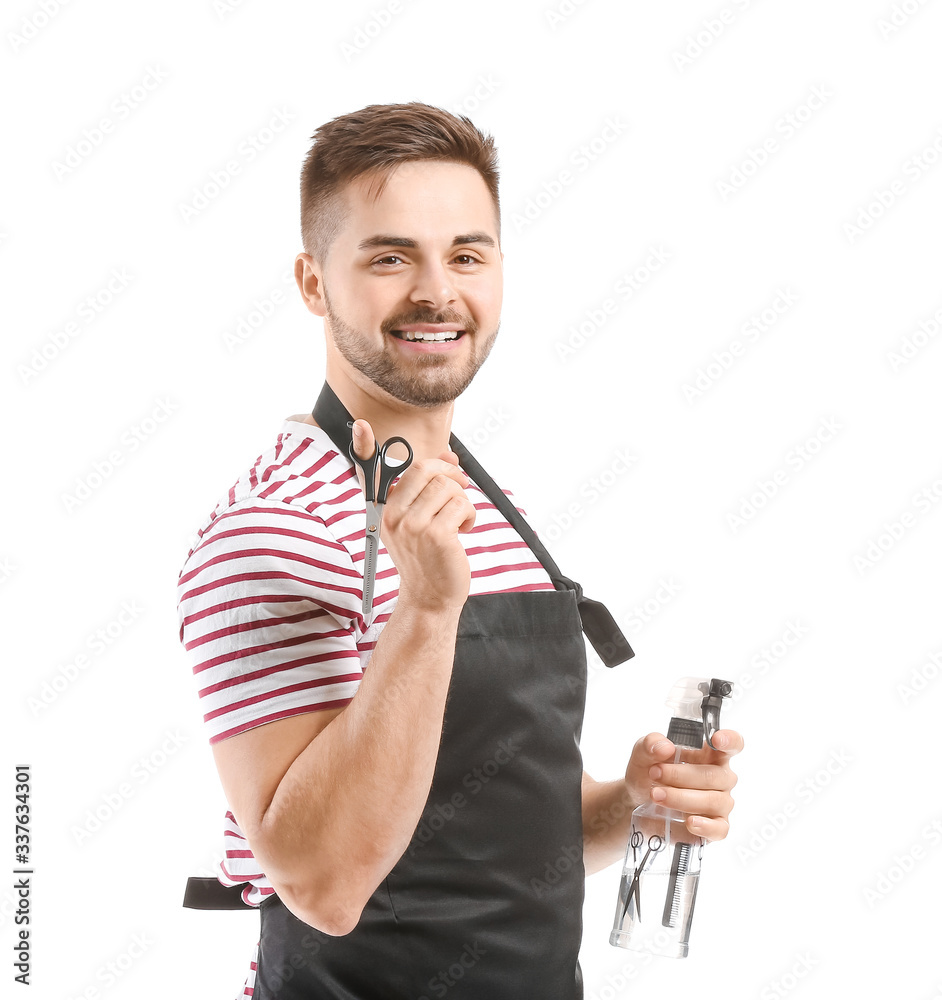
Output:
[381, 309, 478, 335]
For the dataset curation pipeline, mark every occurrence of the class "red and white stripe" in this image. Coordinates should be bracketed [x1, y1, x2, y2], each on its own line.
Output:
[177, 419, 555, 981]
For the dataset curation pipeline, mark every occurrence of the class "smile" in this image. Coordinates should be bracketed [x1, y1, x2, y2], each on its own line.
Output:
[392, 330, 464, 342]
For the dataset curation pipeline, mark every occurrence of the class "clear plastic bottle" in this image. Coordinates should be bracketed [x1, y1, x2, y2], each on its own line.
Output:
[610, 677, 732, 958]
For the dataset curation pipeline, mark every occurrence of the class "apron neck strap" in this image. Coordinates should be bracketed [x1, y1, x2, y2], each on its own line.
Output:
[311, 382, 633, 667]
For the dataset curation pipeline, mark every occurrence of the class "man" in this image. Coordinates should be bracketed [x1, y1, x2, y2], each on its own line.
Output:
[178, 103, 741, 999]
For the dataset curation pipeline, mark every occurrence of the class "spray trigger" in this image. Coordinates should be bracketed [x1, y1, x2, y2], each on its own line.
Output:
[699, 678, 733, 749]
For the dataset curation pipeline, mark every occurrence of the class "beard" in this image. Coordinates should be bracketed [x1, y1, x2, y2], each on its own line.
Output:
[324, 290, 499, 408]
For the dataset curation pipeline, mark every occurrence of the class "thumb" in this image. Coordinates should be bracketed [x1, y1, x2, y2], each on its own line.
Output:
[627, 732, 675, 774]
[350, 419, 376, 492]
[625, 732, 676, 802]
[351, 419, 376, 461]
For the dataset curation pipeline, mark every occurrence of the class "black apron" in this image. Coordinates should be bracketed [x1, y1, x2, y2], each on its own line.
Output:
[184, 383, 634, 999]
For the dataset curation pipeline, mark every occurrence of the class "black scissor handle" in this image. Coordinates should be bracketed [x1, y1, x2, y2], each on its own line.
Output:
[376, 436, 413, 503]
[348, 440, 380, 503]
[348, 435, 413, 504]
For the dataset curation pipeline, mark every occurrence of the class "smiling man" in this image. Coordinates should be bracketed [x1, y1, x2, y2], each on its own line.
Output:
[178, 103, 741, 1000]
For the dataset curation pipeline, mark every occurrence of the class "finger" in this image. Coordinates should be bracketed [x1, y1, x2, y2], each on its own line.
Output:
[431, 493, 477, 535]
[437, 449, 460, 468]
[351, 419, 376, 461]
[398, 473, 473, 526]
[649, 760, 738, 792]
[385, 459, 470, 509]
[680, 731, 744, 770]
[649, 783, 734, 818]
[639, 733, 677, 764]
[684, 815, 729, 843]
[706, 729, 744, 756]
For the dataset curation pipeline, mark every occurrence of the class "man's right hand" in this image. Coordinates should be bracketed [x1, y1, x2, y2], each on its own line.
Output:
[352, 419, 475, 614]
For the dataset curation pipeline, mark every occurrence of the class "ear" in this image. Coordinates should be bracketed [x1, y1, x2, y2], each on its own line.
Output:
[295, 253, 327, 317]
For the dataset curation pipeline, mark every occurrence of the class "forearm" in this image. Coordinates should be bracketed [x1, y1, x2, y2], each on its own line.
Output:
[253, 599, 462, 932]
[582, 775, 639, 877]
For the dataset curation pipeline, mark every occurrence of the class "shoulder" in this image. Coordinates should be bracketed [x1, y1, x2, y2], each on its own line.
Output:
[177, 419, 366, 601]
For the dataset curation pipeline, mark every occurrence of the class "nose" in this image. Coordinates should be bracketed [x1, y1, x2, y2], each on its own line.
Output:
[409, 259, 457, 311]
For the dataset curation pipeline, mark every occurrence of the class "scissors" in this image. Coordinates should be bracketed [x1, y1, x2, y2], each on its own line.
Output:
[620, 831, 664, 925]
[349, 432, 414, 624]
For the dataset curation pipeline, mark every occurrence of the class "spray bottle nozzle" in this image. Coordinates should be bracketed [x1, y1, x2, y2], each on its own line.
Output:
[700, 678, 733, 749]
[665, 677, 733, 750]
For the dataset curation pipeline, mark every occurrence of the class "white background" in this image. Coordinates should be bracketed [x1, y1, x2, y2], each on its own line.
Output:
[4, 1, 942, 997]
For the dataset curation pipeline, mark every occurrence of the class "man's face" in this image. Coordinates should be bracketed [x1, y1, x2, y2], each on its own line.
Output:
[315, 160, 503, 408]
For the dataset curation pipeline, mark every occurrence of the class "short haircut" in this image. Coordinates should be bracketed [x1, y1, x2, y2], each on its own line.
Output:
[299, 102, 500, 264]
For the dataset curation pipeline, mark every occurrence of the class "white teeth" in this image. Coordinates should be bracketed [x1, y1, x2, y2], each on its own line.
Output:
[400, 330, 459, 341]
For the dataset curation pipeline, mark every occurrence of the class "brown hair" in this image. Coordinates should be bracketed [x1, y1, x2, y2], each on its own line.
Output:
[300, 102, 500, 264]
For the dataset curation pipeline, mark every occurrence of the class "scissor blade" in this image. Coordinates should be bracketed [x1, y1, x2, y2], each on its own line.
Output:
[362, 532, 378, 620]
[361, 500, 383, 622]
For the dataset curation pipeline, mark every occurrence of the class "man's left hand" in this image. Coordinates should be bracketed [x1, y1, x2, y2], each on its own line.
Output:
[623, 729, 744, 842]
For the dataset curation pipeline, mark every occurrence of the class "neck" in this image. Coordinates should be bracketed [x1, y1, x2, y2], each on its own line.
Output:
[322, 364, 456, 461]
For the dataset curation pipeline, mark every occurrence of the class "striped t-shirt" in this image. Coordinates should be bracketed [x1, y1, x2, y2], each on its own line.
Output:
[177, 416, 556, 909]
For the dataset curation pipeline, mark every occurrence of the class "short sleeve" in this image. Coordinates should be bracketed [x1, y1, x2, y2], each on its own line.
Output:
[177, 498, 364, 744]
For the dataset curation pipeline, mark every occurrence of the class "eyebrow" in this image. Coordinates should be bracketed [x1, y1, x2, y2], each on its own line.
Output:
[357, 231, 497, 251]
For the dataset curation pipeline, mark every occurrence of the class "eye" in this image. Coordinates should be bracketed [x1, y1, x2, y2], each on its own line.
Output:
[453, 254, 480, 266]
[373, 254, 405, 266]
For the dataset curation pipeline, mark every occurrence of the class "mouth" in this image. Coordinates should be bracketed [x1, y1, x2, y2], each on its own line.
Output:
[390, 329, 465, 343]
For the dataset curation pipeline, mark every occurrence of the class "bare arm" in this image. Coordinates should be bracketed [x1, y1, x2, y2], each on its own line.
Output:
[212, 422, 476, 935]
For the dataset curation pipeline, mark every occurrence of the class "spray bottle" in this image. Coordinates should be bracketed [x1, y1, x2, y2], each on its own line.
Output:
[610, 677, 733, 958]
